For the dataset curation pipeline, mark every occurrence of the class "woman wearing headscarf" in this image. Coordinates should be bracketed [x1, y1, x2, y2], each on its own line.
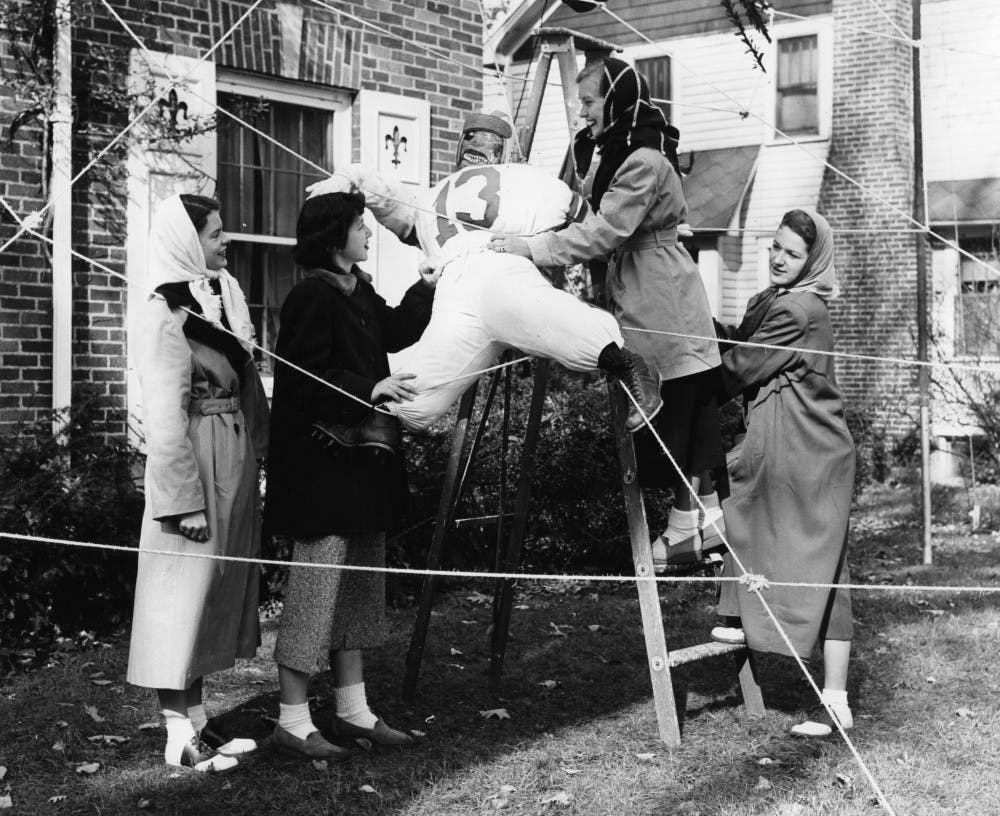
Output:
[489, 57, 727, 568]
[712, 208, 857, 739]
[127, 194, 269, 771]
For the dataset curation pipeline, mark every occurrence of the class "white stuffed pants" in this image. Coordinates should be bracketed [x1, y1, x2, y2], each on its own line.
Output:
[389, 251, 622, 432]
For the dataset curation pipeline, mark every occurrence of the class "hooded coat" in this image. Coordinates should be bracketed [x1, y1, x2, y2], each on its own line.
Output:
[716, 210, 856, 658]
[127, 195, 269, 690]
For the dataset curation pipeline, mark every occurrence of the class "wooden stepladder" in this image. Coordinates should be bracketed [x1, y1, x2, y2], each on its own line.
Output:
[402, 28, 764, 745]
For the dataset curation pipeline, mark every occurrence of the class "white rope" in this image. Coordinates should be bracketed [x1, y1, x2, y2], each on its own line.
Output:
[4, 530, 999, 595]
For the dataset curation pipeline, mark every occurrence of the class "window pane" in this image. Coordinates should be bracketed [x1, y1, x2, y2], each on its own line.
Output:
[636, 56, 671, 122]
[776, 35, 818, 134]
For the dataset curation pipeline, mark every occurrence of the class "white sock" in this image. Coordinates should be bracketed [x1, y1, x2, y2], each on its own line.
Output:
[335, 683, 378, 730]
[163, 709, 196, 765]
[663, 508, 699, 546]
[822, 688, 852, 726]
[187, 704, 208, 734]
[701, 504, 724, 534]
[278, 702, 317, 740]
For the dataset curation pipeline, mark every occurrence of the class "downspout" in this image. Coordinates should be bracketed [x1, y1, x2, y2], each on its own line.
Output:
[50, 0, 72, 430]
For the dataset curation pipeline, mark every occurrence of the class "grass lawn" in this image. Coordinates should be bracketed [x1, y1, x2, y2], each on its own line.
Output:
[2, 483, 999, 815]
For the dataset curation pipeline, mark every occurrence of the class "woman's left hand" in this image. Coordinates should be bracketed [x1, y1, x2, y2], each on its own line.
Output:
[418, 257, 443, 288]
[488, 235, 532, 259]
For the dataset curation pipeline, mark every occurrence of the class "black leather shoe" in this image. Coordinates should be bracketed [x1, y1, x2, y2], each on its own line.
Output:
[272, 725, 353, 762]
[325, 716, 414, 747]
[200, 719, 257, 757]
[312, 411, 401, 454]
[617, 347, 663, 432]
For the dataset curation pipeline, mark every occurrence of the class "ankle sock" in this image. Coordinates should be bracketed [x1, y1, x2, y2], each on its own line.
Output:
[278, 701, 317, 740]
[791, 689, 853, 737]
[187, 704, 208, 734]
[163, 709, 196, 765]
[663, 508, 699, 546]
[335, 683, 378, 730]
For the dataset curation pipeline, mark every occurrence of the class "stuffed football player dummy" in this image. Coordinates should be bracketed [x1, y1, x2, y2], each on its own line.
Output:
[306, 111, 661, 433]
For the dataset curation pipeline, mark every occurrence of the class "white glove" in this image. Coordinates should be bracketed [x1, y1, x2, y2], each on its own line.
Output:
[305, 171, 356, 198]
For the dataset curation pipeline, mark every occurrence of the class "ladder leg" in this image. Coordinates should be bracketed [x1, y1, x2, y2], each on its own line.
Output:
[489, 360, 550, 687]
[608, 381, 682, 746]
[739, 652, 765, 716]
[403, 382, 479, 702]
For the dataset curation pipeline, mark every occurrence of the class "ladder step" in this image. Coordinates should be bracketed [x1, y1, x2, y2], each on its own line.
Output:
[668, 641, 747, 668]
[453, 513, 515, 529]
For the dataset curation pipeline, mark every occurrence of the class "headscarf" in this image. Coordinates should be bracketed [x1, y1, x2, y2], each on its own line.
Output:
[736, 208, 839, 340]
[147, 194, 255, 352]
[572, 57, 681, 211]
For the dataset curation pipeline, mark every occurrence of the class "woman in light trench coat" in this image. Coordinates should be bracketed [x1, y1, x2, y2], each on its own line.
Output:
[127, 194, 269, 771]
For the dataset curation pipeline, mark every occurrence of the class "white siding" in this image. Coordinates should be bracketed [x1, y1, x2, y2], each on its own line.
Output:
[922, 0, 1000, 183]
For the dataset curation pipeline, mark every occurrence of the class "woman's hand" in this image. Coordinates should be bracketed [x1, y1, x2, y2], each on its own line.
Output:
[418, 257, 443, 288]
[372, 372, 418, 403]
[488, 235, 532, 259]
[178, 510, 210, 542]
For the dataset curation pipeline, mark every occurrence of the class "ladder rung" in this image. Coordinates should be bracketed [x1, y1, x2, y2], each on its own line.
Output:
[453, 513, 515, 529]
[668, 641, 747, 668]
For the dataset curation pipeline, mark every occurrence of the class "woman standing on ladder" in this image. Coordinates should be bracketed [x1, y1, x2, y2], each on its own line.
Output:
[713, 208, 856, 738]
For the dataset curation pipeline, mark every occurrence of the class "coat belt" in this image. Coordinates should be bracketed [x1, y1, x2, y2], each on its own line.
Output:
[188, 396, 241, 416]
[618, 227, 677, 252]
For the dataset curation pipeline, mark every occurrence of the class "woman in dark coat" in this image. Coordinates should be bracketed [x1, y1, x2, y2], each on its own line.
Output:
[713, 208, 856, 738]
[264, 192, 437, 759]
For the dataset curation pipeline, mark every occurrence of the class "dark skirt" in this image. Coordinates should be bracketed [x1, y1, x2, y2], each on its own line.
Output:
[633, 366, 726, 493]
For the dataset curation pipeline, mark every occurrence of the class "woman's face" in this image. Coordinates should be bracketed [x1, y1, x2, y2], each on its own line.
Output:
[339, 214, 372, 266]
[768, 225, 811, 287]
[577, 73, 605, 139]
[197, 210, 229, 272]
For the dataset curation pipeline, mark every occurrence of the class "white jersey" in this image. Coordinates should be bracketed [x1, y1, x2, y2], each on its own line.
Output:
[413, 163, 586, 259]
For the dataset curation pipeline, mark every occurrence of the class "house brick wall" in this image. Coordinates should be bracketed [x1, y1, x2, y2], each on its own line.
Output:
[821, 0, 922, 437]
[0, 0, 482, 437]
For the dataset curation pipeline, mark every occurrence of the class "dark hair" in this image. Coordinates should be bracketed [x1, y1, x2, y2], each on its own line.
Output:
[293, 191, 367, 268]
[779, 209, 818, 251]
[179, 194, 221, 232]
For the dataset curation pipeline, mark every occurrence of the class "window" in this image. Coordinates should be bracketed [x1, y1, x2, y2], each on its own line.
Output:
[635, 56, 671, 122]
[775, 35, 818, 135]
[214, 73, 350, 378]
[956, 233, 1000, 357]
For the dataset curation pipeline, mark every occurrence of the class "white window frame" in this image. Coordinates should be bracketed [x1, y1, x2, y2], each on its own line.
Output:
[768, 18, 832, 144]
[623, 43, 680, 133]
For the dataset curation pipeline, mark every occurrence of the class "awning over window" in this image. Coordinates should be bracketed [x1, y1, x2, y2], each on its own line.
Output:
[680, 144, 761, 231]
[929, 177, 1000, 224]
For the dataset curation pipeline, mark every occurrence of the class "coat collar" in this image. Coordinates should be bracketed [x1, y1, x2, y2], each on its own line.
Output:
[305, 265, 373, 296]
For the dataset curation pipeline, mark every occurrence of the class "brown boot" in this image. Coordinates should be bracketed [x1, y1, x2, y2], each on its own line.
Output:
[615, 347, 663, 432]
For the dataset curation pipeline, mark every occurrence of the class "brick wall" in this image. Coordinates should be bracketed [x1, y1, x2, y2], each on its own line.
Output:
[0, 0, 483, 437]
[821, 0, 922, 437]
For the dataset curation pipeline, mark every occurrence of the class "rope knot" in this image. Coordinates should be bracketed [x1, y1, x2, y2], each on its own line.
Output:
[740, 572, 770, 592]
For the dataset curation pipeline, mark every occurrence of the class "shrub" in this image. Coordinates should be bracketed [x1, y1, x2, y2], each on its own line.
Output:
[0, 399, 143, 669]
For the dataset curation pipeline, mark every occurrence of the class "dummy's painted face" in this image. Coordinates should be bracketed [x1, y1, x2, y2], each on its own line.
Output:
[198, 210, 229, 271]
[457, 129, 505, 168]
[339, 213, 372, 266]
[769, 225, 811, 288]
[577, 73, 605, 139]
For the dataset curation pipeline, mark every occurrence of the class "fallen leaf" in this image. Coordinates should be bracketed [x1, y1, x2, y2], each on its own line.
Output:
[561, 766, 581, 775]
[48, 796, 67, 804]
[83, 704, 106, 723]
[538, 680, 558, 690]
[312, 760, 328, 771]
[0, 766, 5, 781]
[956, 707, 975, 718]
[587, 624, 601, 632]
[461, 619, 478, 625]
[466, 592, 491, 605]
[449, 647, 464, 656]
[540, 790, 570, 806]
[547, 622, 568, 637]
[88, 671, 106, 679]
[0, 794, 11, 812]
[56, 721, 68, 728]
[90, 679, 113, 687]
[447, 663, 465, 670]
[754, 776, 772, 791]
[835, 772, 853, 788]
[88, 735, 128, 746]
[52, 740, 66, 752]
[479, 708, 511, 720]
[635, 752, 656, 761]
[757, 757, 775, 766]
[75, 762, 101, 775]
[359, 784, 377, 794]
[137, 721, 161, 731]
[424, 715, 436, 724]
[499, 785, 516, 794]
[137, 799, 152, 810]
[925, 676, 937, 684]
[411, 729, 427, 737]
[514, 604, 530, 610]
